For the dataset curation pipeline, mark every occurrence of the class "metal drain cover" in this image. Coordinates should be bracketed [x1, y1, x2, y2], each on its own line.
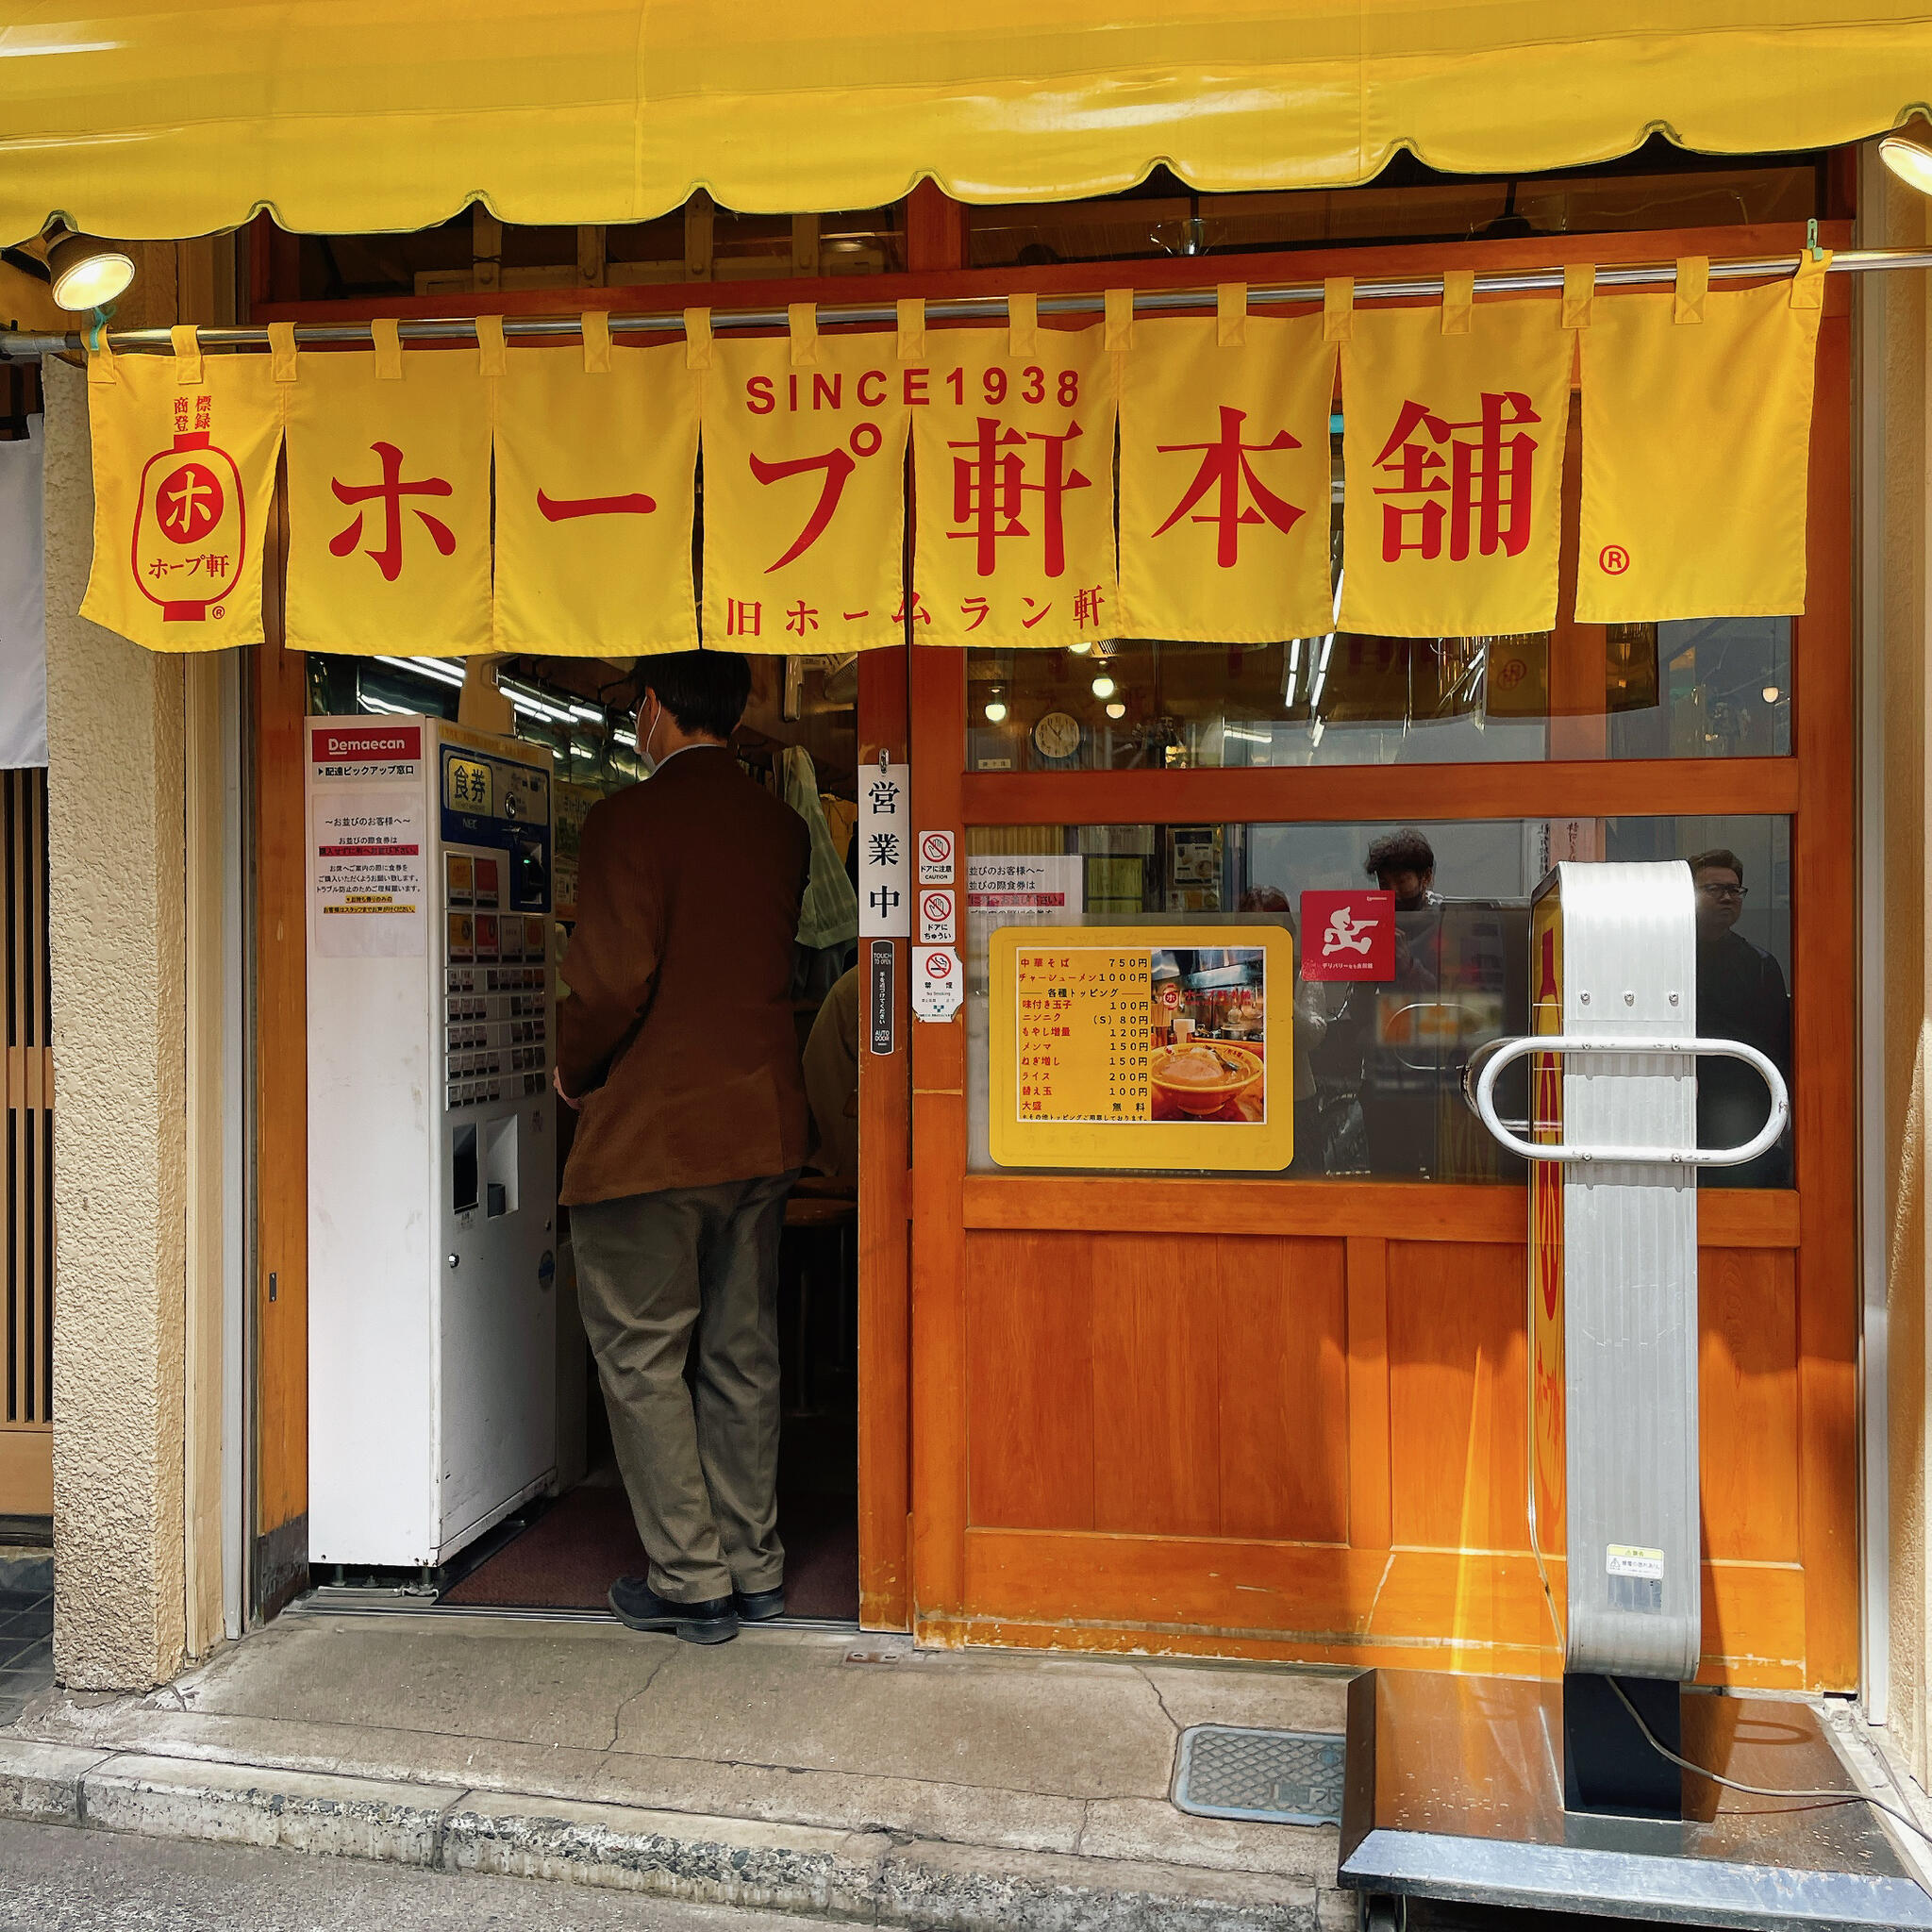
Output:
[1171, 1724, 1345, 1826]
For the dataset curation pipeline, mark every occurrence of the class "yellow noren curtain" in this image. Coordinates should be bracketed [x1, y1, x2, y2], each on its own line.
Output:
[1, 3, 1928, 243]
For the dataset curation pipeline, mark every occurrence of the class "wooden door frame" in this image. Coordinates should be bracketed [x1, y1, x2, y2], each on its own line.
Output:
[901, 231, 1856, 1681]
[248, 209, 1851, 1662]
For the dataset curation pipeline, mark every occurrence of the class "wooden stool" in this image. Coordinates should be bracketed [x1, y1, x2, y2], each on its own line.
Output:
[780, 1191, 857, 1415]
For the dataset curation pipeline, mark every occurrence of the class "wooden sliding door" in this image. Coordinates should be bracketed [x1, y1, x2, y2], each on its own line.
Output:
[901, 236, 1856, 1690]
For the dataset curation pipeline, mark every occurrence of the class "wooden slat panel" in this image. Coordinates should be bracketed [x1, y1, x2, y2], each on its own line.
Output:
[1219, 1235, 1349, 1544]
[1700, 1247, 1800, 1564]
[1387, 1241, 1529, 1554]
[1091, 1235, 1221, 1537]
[963, 1174, 1799, 1247]
[965, 1230, 1095, 1531]
[0, 765, 52, 1499]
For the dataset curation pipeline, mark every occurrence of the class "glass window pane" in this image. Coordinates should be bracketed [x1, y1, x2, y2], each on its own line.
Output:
[963, 425, 1796, 769]
[967, 638, 1552, 771]
[1605, 620, 1792, 758]
[965, 816, 1792, 1186]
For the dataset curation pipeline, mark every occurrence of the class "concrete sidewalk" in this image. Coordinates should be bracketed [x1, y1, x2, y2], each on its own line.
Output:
[0, 1609, 1353, 1930]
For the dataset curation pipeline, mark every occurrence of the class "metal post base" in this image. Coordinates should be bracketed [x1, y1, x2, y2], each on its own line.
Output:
[1563, 1670, 1682, 1820]
[1340, 1670, 1932, 1928]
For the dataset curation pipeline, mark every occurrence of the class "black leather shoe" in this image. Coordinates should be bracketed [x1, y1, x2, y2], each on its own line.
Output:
[736, 1584, 786, 1622]
[608, 1574, 739, 1644]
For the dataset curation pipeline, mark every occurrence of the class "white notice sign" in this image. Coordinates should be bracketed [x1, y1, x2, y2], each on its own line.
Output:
[858, 762, 911, 938]
[913, 946, 962, 1020]
[311, 789, 427, 958]
[966, 852, 1082, 927]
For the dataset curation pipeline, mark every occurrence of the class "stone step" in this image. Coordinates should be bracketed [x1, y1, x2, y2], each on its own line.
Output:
[0, 1737, 1351, 1931]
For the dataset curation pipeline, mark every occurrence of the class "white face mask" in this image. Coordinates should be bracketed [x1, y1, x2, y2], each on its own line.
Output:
[636, 696, 661, 776]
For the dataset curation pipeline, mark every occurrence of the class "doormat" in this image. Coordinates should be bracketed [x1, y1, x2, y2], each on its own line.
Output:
[440, 1483, 859, 1623]
[1170, 1724, 1346, 1826]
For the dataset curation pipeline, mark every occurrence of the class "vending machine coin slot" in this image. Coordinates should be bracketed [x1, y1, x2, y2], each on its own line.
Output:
[451, 1123, 478, 1216]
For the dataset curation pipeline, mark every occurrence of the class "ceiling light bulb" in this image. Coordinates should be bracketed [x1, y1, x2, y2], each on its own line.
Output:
[1091, 675, 1116, 700]
[1880, 125, 1932, 197]
[1106, 701, 1126, 720]
[1762, 685, 1781, 704]
[1067, 641, 1093, 656]
[45, 231, 136, 310]
[983, 700, 1008, 724]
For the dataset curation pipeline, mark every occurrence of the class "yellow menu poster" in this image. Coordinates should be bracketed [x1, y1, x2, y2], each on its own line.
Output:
[989, 924, 1293, 1171]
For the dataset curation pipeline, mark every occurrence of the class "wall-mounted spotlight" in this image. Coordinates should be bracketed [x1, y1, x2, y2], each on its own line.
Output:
[1880, 119, 1932, 197]
[44, 227, 136, 310]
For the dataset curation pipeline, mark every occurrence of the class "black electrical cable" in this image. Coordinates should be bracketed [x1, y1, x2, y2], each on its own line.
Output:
[1606, 1675, 1932, 1852]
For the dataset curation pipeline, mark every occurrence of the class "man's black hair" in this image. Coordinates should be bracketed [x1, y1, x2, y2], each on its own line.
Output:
[1365, 827, 1436, 879]
[633, 651, 752, 741]
[1688, 846, 1744, 886]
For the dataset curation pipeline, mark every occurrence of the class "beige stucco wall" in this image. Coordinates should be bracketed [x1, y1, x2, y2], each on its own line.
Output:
[1877, 169, 1932, 1778]
[42, 357, 191, 1691]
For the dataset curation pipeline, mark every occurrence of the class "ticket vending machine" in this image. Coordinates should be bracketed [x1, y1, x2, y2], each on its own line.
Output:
[1341, 864, 1932, 1930]
[306, 715, 558, 1570]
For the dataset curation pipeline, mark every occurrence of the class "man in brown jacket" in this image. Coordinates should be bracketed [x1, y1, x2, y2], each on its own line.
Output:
[556, 651, 810, 1644]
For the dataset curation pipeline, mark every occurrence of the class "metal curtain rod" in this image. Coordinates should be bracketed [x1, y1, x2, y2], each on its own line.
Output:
[4, 246, 1930, 360]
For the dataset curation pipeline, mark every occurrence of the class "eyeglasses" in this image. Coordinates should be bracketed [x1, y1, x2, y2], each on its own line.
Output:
[1697, 882, 1747, 900]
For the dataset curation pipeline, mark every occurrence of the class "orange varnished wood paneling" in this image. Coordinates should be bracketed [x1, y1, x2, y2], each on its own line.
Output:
[955, 1530, 1805, 1686]
[963, 757, 1798, 831]
[1219, 1237, 1349, 1544]
[1344, 1237, 1392, 1550]
[254, 620, 310, 1537]
[1387, 1242, 1529, 1556]
[1699, 1248, 1800, 1565]
[1701, 1558, 1808, 1686]
[965, 1229, 1351, 1544]
[965, 1231, 1095, 1530]
[1792, 311, 1860, 1690]
[908, 642, 970, 1623]
[1091, 1236, 1222, 1537]
[962, 1174, 1799, 1246]
[963, 1526, 1392, 1642]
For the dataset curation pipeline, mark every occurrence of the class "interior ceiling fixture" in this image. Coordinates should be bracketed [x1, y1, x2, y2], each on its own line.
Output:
[1879, 118, 1932, 195]
[42, 226, 135, 310]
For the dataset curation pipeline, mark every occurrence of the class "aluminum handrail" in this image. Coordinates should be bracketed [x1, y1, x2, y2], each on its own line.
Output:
[1464, 1033, 1790, 1168]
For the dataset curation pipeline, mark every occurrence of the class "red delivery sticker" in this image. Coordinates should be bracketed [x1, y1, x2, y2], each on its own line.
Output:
[1299, 890, 1396, 981]
[313, 723, 423, 763]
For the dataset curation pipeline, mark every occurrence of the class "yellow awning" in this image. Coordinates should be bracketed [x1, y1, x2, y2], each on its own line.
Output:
[2, 2, 1928, 244]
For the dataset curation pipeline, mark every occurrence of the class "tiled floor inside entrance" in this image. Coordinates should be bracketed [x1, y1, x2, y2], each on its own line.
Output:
[0, 1583, 53, 1727]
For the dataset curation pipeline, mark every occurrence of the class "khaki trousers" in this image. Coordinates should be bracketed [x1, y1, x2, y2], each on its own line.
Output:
[571, 1170, 796, 1603]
